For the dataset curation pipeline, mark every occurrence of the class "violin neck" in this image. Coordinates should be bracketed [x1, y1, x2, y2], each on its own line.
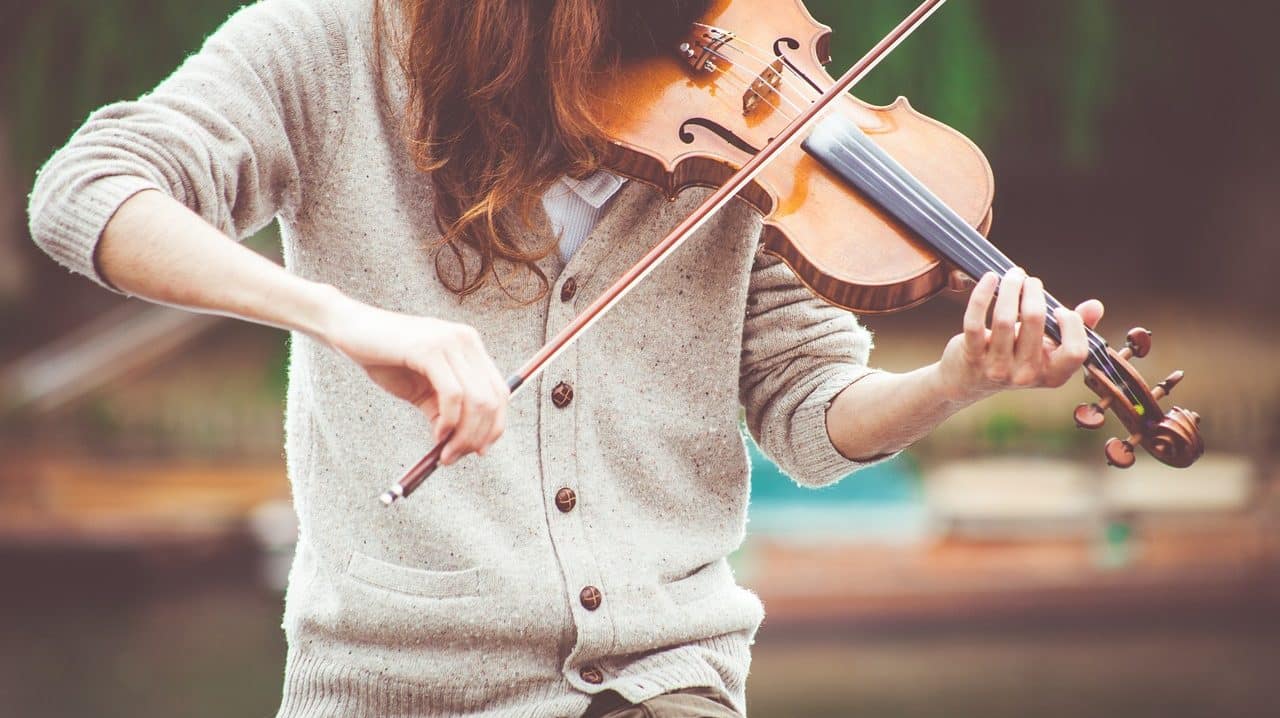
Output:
[802, 113, 1107, 359]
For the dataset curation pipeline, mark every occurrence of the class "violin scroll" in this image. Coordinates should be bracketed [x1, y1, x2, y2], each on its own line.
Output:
[1072, 327, 1204, 468]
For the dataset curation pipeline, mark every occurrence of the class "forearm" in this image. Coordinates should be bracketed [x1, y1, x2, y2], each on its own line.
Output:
[824, 268, 1103, 462]
[98, 189, 344, 339]
[98, 189, 509, 463]
[824, 362, 991, 461]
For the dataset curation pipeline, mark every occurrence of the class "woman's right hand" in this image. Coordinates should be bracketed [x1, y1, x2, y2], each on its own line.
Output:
[320, 293, 509, 465]
[87, 192, 507, 465]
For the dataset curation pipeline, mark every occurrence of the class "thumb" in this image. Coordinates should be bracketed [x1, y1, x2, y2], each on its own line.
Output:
[1074, 299, 1104, 329]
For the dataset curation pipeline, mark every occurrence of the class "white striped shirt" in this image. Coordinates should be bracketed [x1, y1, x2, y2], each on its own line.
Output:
[541, 171, 627, 262]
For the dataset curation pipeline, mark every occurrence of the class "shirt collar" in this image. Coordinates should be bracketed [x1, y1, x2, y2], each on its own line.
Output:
[558, 171, 627, 209]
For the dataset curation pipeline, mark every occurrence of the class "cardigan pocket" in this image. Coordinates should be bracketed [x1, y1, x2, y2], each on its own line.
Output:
[346, 550, 484, 599]
[661, 559, 734, 606]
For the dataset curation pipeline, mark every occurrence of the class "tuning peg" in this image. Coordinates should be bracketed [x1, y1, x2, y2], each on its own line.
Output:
[1073, 399, 1109, 429]
[1152, 370, 1183, 400]
[1120, 328, 1152, 360]
[1105, 436, 1138, 468]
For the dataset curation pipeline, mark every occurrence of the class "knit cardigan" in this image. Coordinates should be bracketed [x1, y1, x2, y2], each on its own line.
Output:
[26, 1, 885, 715]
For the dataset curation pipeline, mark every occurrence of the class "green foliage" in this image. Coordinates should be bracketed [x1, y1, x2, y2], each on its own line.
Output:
[81, 395, 123, 440]
[807, 0, 1116, 165]
[265, 334, 290, 401]
[981, 410, 1028, 449]
[1061, 0, 1115, 167]
[1, 0, 243, 177]
[978, 409, 1094, 457]
[814, 0, 999, 145]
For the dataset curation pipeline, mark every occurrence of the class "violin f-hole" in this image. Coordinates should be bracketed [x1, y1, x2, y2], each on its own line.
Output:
[678, 118, 762, 155]
[772, 37, 824, 94]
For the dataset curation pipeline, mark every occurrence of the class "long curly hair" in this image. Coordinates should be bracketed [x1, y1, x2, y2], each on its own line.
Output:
[374, 0, 709, 301]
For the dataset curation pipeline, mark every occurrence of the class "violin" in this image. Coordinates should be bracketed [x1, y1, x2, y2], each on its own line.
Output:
[381, 0, 1203, 505]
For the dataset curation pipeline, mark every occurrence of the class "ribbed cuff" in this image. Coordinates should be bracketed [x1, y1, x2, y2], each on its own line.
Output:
[789, 364, 901, 487]
[36, 174, 162, 293]
[276, 650, 590, 718]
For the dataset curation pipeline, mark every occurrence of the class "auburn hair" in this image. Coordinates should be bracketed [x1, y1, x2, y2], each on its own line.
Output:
[373, 0, 709, 301]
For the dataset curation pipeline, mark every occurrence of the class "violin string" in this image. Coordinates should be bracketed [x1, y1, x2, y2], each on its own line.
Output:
[697, 54, 1023, 315]
[697, 45, 809, 118]
[692, 24, 828, 102]
[706, 38, 1052, 295]
[698, 49, 1014, 296]
[819, 126, 1141, 403]
[697, 34, 822, 112]
[730, 41, 1138, 397]
[818, 122, 1136, 395]
[686, 33, 1136, 404]
[711, 37, 1121, 366]
[691, 39, 1140, 404]
[689, 53, 1026, 311]
[813, 119, 1133, 392]
[714, 36, 1140, 404]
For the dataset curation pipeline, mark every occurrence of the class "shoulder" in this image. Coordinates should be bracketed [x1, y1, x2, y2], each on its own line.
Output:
[206, 0, 375, 69]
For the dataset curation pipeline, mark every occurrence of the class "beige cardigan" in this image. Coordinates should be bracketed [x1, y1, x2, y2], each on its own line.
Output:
[27, 0, 884, 715]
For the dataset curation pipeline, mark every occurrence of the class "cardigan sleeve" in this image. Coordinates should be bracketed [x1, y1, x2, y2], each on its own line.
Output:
[738, 250, 900, 488]
[26, 0, 352, 291]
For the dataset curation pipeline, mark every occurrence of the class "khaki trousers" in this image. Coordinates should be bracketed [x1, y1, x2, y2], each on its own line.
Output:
[582, 687, 742, 718]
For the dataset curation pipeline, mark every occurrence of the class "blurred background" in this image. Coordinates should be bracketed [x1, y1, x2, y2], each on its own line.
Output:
[1, 1, 1277, 716]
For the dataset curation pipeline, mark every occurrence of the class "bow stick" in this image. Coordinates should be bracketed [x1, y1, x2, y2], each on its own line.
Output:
[381, 0, 950, 505]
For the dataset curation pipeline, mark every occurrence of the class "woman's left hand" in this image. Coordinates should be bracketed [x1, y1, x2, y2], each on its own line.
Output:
[937, 268, 1104, 403]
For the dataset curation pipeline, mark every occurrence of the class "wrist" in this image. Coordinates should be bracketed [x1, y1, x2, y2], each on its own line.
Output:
[929, 359, 994, 407]
[298, 281, 357, 344]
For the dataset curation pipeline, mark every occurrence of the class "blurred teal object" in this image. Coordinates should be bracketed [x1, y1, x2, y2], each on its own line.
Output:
[744, 434, 927, 543]
[746, 435, 921, 505]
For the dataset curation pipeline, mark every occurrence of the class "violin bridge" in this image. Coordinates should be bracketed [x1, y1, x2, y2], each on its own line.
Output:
[744, 59, 785, 116]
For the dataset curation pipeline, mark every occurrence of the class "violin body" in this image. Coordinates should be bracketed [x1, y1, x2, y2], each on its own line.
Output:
[594, 0, 994, 312]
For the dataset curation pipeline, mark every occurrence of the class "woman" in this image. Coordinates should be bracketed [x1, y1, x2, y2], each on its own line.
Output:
[27, 0, 1101, 715]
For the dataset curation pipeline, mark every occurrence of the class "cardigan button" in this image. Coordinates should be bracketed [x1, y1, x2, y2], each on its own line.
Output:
[560, 276, 577, 302]
[555, 487, 577, 512]
[580, 585, 602, 610]
[551, 381, 574, 408]
[579, 666, 604, 684]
